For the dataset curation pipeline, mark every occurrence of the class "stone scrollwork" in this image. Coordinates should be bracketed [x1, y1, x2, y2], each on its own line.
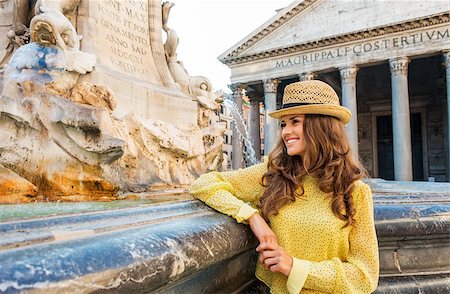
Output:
[389, 57, 410, 76]
[263, 78, 280, 94]
[299, 73, 315, 81]
[228, 83, 246, 98]
[339, 67, 358, 82]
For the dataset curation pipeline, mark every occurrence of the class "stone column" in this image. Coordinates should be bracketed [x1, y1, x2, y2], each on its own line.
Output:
[444, 51, 450, 181]
[389, 57, 413, 181]
[249, 95, 261, 161]
[299, 73, 315, 81]
[229, 83, 245, 169]
[263, 79, 280, 155]
[340, 67, 359, 158]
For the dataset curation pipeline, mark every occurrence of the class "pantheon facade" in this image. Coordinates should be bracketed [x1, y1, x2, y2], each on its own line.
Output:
[220, 0, 450, 182]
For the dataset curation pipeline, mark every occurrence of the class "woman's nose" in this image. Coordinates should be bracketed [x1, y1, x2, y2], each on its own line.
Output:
[281, 125, 291, 135]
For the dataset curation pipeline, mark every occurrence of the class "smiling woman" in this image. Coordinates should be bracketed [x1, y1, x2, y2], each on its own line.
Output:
[190, 80, 379, 294]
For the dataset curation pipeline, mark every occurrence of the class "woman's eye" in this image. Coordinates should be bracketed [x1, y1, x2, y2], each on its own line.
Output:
[280, 123, 286, 128]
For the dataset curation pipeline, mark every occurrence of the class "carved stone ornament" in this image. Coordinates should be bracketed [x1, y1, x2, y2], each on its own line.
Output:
[228, 83, 246, 97]
[340, 67, 358, 82]
[299, 73, 315, 81]
[263, 78, 280, 93]
[389, 57, 410, 76]
[221, 12, 450, 65]
[0, 0, 225, 203]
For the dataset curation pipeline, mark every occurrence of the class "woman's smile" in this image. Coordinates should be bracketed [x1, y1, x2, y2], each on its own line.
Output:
[285, 137, 299, 144]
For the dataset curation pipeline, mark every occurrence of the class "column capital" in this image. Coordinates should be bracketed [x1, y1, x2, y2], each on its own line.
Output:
[389, 57, 410, 76]
[227, 83, 246, 94]
[263, 78, 280, 93]
[299, 73, 315, 81]
[339, 67, 358, 83]
[443, 50, 450, 68]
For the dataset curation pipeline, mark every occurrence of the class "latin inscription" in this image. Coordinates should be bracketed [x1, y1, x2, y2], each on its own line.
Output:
[95, 0, 152, 79]
[275, 27, 450, 68]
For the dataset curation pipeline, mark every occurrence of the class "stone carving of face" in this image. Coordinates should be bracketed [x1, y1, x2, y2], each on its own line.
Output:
[31, 9, 80, 51]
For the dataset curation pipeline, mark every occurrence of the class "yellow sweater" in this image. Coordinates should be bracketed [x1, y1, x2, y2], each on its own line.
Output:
[189, 160, 379, 294]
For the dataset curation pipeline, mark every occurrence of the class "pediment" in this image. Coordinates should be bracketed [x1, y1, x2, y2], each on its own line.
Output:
[219, 0, 450, 64]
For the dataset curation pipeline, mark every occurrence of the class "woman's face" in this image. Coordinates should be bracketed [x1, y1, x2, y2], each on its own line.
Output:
[281, 114, 307, 156]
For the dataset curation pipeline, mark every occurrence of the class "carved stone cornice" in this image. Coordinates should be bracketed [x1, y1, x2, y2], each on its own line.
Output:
[263, 79, 280, 93]
[220, 12, 450, 66]
[299, 73, 315, 81]
[389, 57, 410, 76]
[340, 67, 358, 82]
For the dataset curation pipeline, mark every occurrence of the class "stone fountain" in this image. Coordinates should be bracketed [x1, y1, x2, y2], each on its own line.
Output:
[0, 0, 225, 203]
[0, 1, 449, 293]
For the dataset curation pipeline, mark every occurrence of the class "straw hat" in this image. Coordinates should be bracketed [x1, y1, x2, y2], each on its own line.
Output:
[269, 80, 351, 124]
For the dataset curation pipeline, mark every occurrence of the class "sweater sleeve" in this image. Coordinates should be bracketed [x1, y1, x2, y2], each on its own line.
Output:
[188, 160, 268, 223]
[287, 183, 379, 294]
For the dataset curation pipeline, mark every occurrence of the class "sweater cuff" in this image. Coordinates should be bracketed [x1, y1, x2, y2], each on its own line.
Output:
[286, 257, 311, 294]
[236, 203, 258, 223]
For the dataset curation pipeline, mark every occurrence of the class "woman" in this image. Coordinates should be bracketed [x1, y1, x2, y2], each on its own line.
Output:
[189, 80, 379, 294]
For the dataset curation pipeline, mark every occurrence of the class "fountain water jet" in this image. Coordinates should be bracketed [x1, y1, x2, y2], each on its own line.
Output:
[223, 97, 260, 166]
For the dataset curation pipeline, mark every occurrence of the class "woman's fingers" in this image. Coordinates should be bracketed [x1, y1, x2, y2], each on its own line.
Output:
[258, 248, 277, 263]
[257, 244, 294, 276]
[256, 242, 277, 252]
[262, 257, 278, 270]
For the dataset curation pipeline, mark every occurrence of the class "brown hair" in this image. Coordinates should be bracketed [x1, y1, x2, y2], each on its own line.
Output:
[258, 114, 366, 227]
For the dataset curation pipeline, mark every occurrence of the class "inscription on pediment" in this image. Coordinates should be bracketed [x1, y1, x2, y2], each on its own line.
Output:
[275, 27, 449, 69]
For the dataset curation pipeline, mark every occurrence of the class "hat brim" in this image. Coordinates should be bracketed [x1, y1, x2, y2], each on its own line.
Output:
[269, 104, 351, 124]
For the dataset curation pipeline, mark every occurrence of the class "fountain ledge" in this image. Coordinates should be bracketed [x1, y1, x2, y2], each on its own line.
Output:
[0, 179, 449, 293]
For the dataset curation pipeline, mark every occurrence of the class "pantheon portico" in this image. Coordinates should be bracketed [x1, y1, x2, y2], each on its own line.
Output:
[220, 0, 450, 182]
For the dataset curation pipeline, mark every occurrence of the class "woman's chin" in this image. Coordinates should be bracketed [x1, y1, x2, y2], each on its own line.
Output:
[286, 148, 305, 157]
[286, 149, 298, 156]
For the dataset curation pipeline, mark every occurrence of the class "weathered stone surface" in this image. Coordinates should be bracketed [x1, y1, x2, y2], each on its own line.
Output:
[0, 199, 257, 293]
[368, 179, 450, 293]
[0, 1, 225, 202]
[0, 164, 37, 204]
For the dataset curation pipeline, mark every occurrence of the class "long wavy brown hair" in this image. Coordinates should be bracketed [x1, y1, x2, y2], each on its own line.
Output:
[258, 114, 367, 228]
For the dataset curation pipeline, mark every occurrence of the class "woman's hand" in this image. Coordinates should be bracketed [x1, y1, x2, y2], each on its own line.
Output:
[248, 213, 277, 246]
[248, 213, 292, 276]
[257, 243, 293, 276]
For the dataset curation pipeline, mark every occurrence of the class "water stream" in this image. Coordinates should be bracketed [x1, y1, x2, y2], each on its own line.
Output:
[222, 97, 259, 166]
